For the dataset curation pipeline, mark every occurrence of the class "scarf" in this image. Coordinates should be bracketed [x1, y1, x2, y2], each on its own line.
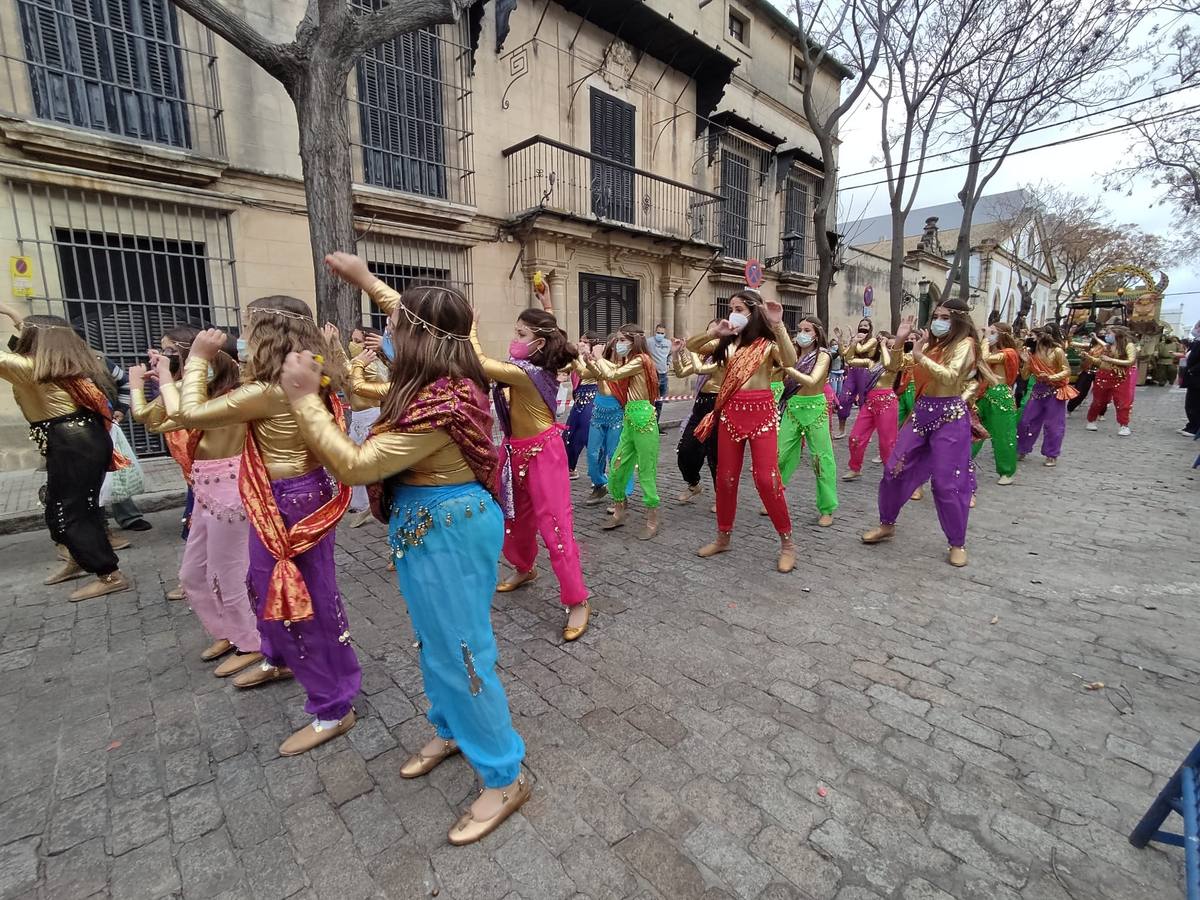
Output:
[610, 353, 660, 407]
[694, 338, 773, 442]
[491, 359, 559, 439]
[780, 348, 821, 407]
[1030, 353, 1079, 401]
[367, 377, 500, 524]
[60, 377, 130, 470]
[164, 429, 203, 485]
[238, 394, 352, 624]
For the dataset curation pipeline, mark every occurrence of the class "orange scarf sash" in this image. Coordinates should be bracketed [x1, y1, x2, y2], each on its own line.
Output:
[164, 429, 203, 485]
[1030, 354, 1079, 401]
[694, 339, 772, 442]
[60, 377, 130, 470]
[239, 395, 352, 623]
[610, 354, 660, 407]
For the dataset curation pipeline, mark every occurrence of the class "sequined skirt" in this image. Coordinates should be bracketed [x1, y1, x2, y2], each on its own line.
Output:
[720, 390, 780, 443]
[910, 395, 967, 436]
[388, 482, 503, 562]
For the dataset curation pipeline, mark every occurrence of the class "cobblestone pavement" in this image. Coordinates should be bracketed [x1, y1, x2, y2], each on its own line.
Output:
[1, 387, 1197, 900]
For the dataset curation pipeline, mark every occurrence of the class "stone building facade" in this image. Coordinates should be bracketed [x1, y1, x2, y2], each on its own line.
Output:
[0, 0, 843, 468]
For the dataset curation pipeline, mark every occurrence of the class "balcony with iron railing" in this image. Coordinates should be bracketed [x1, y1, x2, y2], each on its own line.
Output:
[503, 135, 724, 247]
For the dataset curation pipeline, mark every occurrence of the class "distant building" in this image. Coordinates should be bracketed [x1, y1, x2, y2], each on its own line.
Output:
[1162, 303, 1187, 337]
[833, 189, 1057, 334]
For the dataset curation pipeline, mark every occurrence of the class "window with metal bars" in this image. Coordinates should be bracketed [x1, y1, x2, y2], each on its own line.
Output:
[354, 0, 447, 199]
[778, 292, 809, 332]
[590, 88, 635, 224]
[719, 149, 751, 261]
[782, 175, 810, 273]
[357, 234, 472, 328]
[17, 0, 191, 148]
[579, 274, 638, 339]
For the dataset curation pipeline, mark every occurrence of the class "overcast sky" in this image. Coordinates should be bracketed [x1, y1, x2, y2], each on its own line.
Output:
[763, 1, 1200, 331]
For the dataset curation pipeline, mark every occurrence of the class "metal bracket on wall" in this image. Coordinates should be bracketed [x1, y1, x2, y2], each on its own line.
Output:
[499, 0, 552, 110]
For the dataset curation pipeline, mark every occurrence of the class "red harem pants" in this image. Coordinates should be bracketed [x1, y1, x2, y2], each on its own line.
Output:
[1087, 368, 1135, 426]
[715, 389, 791, 536]
[500, 425, 588, 607]
[847, 388, 898, 473]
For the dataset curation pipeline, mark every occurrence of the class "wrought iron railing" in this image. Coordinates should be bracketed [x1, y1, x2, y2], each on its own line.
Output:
[503, 135, 724, 247]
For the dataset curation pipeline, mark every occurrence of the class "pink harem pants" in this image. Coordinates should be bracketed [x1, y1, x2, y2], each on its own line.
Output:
[178, 455, 260, 652]
[500, 425, 589, 607]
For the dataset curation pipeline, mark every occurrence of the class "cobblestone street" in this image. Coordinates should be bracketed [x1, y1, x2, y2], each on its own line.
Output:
[1, 387, 1197, 900]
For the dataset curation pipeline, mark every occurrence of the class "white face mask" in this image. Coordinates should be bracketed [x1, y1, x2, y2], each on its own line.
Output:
[728, 312, 750, 332]
[796, 332, 814, 347]
[930, 319, 951, 337]
[614, 341, 631, 356]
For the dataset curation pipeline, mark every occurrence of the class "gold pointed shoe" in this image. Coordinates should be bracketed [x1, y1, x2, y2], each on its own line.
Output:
[697, 538, 730, 558]
[45, 560, 86, 586]
[638, 510, 659, 541]
[279, 709, 356, 757]
[448, 774, 532, 846]
[948, 547, 968, 568]
[201, 639, 234, 662]
[213, 651, 263, 678]
[861, 526, 895, 545]
[777, 547, 796, 574]
[400, 739, 460, 778]
[496, 570, 537, 593]
[817, 514, 834, 527]
[56, 543, 71, 562]
[166, 586, 185, 601]
[107, 531, 132, 551]
[563, 602, 590, 642]
[232, 662, 294, 689]
[69, 572, 131, 602]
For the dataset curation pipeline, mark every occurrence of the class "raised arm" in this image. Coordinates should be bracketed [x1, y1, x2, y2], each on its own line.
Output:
[175, 353, 279, 428]
[325, 252, 401, 317]
[471, 323, 532, 387]
[350, 361, 389, 404]
[290, 393, 445, 486]
[769, 321, 797, 369]
[587, 356, 644, 382]
[0, 351, 35, 386]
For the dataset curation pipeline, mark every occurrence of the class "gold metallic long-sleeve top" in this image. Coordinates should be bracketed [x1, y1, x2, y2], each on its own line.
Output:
[290, 393, 473, 487]
[569, 357, 597, 387]
[1088, 343, 1138, 372]
[174, 356, 316, 479]
[844, 337, 879, 365]
[781, 350, 831, 396]
[0, 352, 77, 421]
[135, 383, 246, 460]
[1023, 347, 1071, 383]
[470, 325, 554, 438]
[587, 356, 651, 401]
[914, 339, 975, 398]
[349, 362, 389, 408]
[684, 324, 796, 390]
[673, 351, 722, 394]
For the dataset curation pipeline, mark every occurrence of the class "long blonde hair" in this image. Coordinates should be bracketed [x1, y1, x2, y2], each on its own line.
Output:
[243, 296, 342, 395]
[13, 315, 112, 389]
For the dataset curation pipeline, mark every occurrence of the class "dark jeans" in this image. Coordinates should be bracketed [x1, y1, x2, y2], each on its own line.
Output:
[109, 498, 147, 528]
[1186, 384, 1200, 434]
[1068, 370, 1094, 413]
[655, 372, 669, 421]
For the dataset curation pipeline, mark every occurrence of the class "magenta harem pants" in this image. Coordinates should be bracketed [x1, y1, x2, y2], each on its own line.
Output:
[1017, 382, 1067, 459]
[877, 395, 972, 547]
[847, 388, 898, 473]
[500, 425, 588, 607]
[178, 456, 260, 653]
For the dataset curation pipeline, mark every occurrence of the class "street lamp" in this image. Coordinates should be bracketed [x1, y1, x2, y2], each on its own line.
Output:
[763, 231, 804, 269]
[917, 276, 931, 326]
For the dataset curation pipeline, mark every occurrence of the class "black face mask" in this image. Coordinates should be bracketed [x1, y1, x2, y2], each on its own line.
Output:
[163, 349, 182, 377]
[904, 341, 914, 353]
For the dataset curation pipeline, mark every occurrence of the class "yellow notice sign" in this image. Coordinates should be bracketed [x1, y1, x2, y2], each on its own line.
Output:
[10, 256, 34, 297]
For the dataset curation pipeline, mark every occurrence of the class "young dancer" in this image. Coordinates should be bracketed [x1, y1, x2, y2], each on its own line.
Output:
[835, 318, 877, 438]
[973, 322, 1021, 484]
[1017, 329, 1075, 466]
[130, 340, 261, 676]
[672, 329, 720, 503]
[843, 330, 902, 482]
[0, 308, 131, 600]
[776, 317, 837, 527]
[1085, 325, 1138, 436]
[687, 290, 797, 573]
[862, 301, 977, 568]
[587, 324, 661, 539]
[563, 333, 598, 480]
[583, 336, 631, 507]
[279, 283, 529, 846]
[175, 302, 360, 757]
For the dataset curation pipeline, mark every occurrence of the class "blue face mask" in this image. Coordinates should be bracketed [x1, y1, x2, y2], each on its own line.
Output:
[235, 338, 247, 359]
[380, 334, 397, 361]
[1104, 334, 1116, 345]
[654, 333, 667, 343]
[930, 319, 951, 337]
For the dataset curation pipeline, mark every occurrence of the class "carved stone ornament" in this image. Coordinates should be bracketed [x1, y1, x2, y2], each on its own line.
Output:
[601, 40, 635, 90]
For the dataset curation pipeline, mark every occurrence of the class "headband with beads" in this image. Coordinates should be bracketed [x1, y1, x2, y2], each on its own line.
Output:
[394, 287, 473, 342]
[249, 306, 315, 322]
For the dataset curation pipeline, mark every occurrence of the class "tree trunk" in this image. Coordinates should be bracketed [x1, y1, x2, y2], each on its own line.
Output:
[812, 148, 837, 325]
[887, 206, 906, 330]
[946, 157, 981, 304]
[292, 61, 359, 335]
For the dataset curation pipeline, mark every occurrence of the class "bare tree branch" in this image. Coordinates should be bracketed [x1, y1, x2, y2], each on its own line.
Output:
[169, 0, 288, 79]
[347, 0, 472, 54]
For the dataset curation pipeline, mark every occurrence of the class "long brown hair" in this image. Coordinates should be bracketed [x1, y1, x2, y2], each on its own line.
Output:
[13, 315, 111, 389]
[926, 300, 975, 355]
[518, 308, 578, 372]
[991, 322, 1019, 352]
[243, 296, 340, 394]
[378, 285, 488, 426]
[798, 315, 828, 352]
[715, 290, 775, 364]
[616, 323, 651, 360]
[1107, 325, 1132, 358]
